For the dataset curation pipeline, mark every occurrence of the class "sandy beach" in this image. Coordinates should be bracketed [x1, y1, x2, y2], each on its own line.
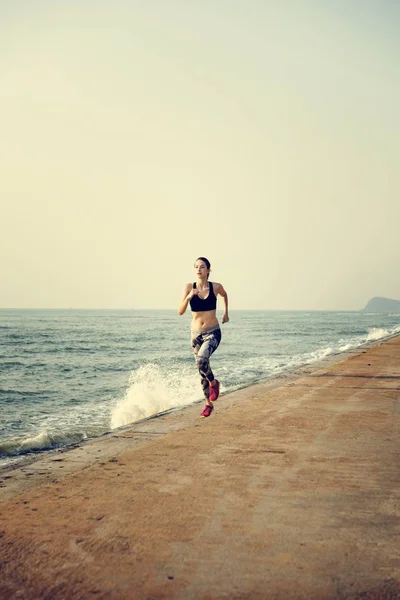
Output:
[1, 335, 399, 599]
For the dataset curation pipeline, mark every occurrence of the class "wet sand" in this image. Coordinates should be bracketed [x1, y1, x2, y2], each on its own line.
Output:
[1, 336, 400, 599]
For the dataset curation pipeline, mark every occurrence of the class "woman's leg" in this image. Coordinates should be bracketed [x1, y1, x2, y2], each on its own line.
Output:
[192, 333, 209, 400]
[192, 329, 221, 401]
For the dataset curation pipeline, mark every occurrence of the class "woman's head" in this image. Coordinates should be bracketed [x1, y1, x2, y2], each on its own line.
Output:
[194, 257, 211, 279]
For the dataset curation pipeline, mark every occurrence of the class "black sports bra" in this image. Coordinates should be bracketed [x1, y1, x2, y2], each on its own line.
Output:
[189, 282, 217, 312]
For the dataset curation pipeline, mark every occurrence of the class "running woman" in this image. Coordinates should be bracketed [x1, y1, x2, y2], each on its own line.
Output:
[178, 257, 229, 417]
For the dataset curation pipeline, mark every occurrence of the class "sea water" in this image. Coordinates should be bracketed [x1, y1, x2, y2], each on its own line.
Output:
[1, 309, 399, 466]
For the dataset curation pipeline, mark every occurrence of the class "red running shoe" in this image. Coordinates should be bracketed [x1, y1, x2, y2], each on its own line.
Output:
[200, 404, 214, 418]
[209, 380, 220, 402]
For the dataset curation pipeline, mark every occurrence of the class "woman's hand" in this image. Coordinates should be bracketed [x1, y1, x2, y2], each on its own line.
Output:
[187, 288, 198, 300]
[222, 313, 229, 324]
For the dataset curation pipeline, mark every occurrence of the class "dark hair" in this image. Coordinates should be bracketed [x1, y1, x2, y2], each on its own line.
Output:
[195, 256, 211, 279]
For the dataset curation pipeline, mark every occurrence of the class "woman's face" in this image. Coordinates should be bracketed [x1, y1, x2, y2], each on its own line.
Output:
[194, 260, 209, 279]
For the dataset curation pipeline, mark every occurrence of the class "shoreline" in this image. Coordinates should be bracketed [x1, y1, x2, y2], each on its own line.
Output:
[1, 312, 399, 472]
[1, 332, 398, 498]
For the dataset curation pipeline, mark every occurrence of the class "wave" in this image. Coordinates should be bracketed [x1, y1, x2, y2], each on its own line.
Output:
[366, 327, 393, 341]
[226, 324, 400, 390]
[0, 364, 200, 456]
[0, 388, 52, 396]
[339, 324, 400, 351]
[110, 363, 200, 429]
[0, 429, 88, 458]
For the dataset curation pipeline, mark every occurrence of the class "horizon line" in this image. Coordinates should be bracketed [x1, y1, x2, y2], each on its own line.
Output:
[0, 307, 364, 312]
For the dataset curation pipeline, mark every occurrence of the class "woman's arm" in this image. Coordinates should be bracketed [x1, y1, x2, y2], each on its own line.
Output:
[178, 283, 196, 315]
[215, 283, 229, 323]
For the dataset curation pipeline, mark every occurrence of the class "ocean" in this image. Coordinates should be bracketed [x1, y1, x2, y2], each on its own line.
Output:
[1, 309, 399, 467]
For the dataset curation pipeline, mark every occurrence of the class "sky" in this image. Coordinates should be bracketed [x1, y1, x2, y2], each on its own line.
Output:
[1, 0, 399, 310]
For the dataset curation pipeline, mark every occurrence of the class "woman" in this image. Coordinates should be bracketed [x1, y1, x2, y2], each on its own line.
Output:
[178, 257, 229, 417]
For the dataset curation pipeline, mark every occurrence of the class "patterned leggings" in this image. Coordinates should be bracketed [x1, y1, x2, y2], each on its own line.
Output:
[191, 327, 222, 399]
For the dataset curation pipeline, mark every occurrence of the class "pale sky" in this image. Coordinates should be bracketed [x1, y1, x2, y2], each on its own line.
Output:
[1, 0, 399, 310]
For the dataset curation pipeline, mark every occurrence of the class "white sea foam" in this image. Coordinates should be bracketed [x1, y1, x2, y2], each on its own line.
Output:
[366, 327, 390, 341]
[338, 342, 353, 351]
[0, 429, 86, 456]
[307, 346, 334, 362]
[110, 363, 200, 429]
[339, 325, 400, 351]
[19, 431, 54, 451]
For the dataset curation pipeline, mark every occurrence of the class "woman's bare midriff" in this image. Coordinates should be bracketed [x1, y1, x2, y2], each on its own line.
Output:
[191, 310, 219, 331]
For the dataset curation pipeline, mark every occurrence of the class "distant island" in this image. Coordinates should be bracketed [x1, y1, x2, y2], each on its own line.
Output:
[363, 297, 400, 312]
